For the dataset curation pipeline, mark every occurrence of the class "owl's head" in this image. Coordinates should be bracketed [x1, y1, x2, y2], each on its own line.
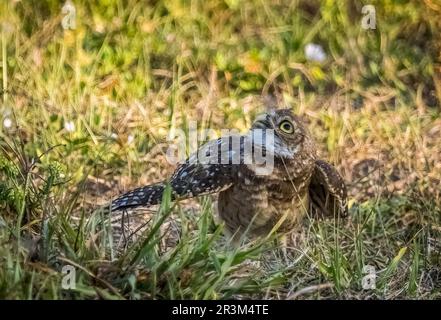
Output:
[251, 109, 314, 159]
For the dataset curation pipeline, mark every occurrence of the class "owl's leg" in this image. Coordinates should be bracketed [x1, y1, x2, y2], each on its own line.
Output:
[223, 225, 246, 248]
[214, 199, 243, 247]
[279, 234, 291, 265]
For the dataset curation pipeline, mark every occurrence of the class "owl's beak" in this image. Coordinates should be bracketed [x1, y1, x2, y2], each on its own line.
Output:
[252, 114, 272, 130]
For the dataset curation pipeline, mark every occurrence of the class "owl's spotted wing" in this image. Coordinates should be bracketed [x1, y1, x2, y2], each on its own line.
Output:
[110, 183, 166, 211]
[308, 159, 348, 218]
[110, 137, 242, 211]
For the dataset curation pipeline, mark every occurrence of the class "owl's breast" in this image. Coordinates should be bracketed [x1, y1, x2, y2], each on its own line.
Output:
[216, 164, 311, 238]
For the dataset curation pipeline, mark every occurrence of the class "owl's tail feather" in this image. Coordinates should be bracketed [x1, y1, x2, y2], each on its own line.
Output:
[109, 156, 236, 212]
[110, 183, 169, 211]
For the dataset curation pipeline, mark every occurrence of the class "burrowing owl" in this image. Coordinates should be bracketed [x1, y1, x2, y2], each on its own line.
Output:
[111, 109, 347, 239]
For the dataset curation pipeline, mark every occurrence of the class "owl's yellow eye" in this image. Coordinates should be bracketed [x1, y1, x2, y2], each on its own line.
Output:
[279, 120, 294, 134]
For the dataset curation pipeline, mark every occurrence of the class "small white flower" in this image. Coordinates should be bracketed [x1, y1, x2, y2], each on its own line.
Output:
[127, 134, 134, 144]
[64, 121, 75, 132]
[166, 33, 176, 43]
[3, 118, 12, 128]
[304, 43, 327, 63]
[110, 132, 118, 139]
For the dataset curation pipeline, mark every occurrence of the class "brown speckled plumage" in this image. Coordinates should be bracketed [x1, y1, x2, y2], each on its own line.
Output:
[111, 109, 347, 239]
